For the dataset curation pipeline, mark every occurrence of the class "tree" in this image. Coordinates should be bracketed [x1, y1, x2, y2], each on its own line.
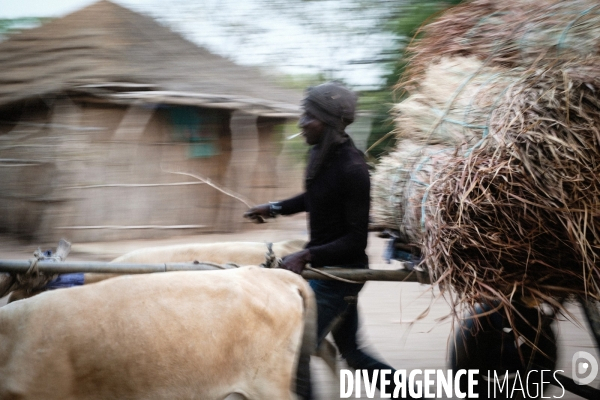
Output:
[364, 0, 462, 161]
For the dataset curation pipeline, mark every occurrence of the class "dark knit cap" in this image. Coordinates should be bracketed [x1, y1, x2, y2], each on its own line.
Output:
[302, 82, 358, 131]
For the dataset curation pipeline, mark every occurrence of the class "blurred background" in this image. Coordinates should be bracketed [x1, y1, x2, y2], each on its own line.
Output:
[0, 0, 459, 244]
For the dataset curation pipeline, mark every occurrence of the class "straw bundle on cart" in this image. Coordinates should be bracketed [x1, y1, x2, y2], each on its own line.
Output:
[371, 56, 512, 238]
[405, 0, 600, 85]
[423, 62, 600, 306]
[370, 141, 452, 243]
[371, 0, 600, 311]
[392, 57, 513, 147]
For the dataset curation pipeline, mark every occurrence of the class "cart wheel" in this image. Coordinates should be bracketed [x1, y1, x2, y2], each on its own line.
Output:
[449, 302, 557, 399]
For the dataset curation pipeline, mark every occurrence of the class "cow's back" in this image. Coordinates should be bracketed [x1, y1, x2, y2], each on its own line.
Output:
[0, 267, 313, 400]
[110, 239, 305, 266]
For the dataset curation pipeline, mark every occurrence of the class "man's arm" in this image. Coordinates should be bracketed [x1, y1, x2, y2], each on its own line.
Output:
[243, 193, 306, 222]
[278, 193, 306, 215]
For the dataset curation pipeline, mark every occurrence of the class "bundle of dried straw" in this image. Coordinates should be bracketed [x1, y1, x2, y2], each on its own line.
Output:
[372, 57, 512, 240]
[424, 63, 600, 305]
[405, 0, 600, 85]
[370, 141, 452, 243]
[392, 56, 513, 147]
[371, 0, 600, 309]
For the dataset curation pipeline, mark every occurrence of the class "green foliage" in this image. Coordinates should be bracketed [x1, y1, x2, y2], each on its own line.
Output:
[0, 18, 49, 39]
[364, 0, 462, 160]
[360, 89, 397, 163]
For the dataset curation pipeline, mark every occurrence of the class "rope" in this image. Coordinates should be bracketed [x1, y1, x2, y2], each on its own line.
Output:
[261, 242, 362, 283]
[191, 242, 278, 270]
[260, 242, 280, 269]
[26, 254, 39, 275]
[13, 249, 59, 294]
[557, 5, 600, 55]
[192, 260, 231, 269]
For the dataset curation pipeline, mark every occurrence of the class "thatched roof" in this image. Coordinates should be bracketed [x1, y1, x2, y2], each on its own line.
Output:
[0, 0, 302, 117]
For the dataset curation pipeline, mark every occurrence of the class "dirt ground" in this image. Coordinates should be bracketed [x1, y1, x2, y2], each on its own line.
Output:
[1, 216, 599, 399]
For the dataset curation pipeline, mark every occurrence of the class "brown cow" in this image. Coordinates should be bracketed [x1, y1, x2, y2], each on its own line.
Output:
[0, 266, 315, 400]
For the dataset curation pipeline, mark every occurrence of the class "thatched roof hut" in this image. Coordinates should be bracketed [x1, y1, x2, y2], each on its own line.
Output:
[0, 0, 301, 115]
[0, 0, 304, 243]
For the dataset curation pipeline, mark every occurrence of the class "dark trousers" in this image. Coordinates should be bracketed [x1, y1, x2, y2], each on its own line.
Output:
[296, 273, 402, 399]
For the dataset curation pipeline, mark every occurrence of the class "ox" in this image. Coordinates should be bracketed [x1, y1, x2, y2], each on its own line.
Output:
[84, 239, 306, 284]
[1, 239, 338, 377]
[3, 239, 306, 300]
[111, 239, 305, 265]
[0, 266, 315, 400]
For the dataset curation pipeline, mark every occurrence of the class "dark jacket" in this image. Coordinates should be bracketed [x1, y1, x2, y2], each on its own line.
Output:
[279, 141, 370, 268]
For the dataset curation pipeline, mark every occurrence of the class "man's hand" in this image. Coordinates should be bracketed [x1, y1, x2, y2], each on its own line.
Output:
[243, 204, 271, 223]
[280, 249, 311, 275]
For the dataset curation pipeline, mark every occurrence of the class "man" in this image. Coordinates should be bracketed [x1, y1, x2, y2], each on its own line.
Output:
[245, 82, 405, 399]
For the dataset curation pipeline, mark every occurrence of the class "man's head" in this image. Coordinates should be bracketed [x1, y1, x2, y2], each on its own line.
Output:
[299, 82, 358, 145]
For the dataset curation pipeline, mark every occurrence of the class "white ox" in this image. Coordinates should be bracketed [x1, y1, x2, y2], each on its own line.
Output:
[0, 266, 315, 400]
[4, 239, 305, 300]
[84, 239, 306, 284]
